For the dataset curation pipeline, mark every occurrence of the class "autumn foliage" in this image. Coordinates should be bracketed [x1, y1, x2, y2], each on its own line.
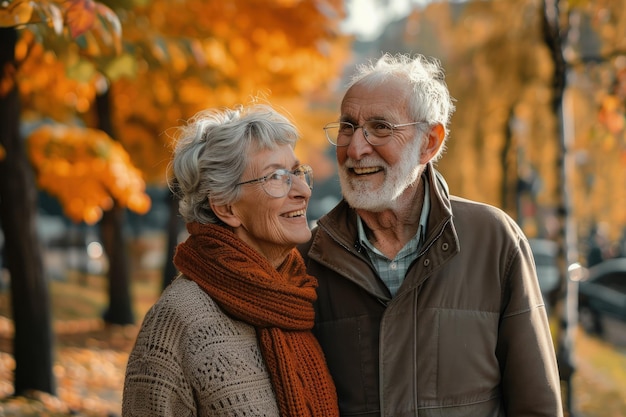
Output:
[4, 0, 351, 206]
[28, 124, 150, 224]
[106, 0, 350, 182]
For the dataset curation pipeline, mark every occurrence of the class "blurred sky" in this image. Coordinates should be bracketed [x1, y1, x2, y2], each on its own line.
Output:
[342, 0, 432, 40]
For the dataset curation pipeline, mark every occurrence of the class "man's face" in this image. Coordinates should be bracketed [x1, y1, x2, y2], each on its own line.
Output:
[336, 79, 426, 212]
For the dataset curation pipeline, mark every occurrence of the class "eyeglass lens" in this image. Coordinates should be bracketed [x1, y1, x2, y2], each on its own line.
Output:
[262, 166, 313, 198]
[325, 121, 394, 146]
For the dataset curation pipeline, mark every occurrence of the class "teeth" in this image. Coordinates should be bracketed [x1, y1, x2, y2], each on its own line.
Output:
[284, 209, 305, 218]
[353, 167, 381, 175]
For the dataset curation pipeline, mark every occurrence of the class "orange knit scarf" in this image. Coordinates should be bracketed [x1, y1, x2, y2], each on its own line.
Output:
[173, 222, 338, 417]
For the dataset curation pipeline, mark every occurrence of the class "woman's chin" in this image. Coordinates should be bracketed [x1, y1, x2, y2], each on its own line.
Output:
[290, 228, 312, 246]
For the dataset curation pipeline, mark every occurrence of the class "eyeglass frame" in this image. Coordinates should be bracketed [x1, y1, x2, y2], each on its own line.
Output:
[236, 164, 313, 198]
[323, 120, 428, 147]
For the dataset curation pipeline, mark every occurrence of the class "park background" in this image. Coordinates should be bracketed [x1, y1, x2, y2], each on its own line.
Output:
[1, 0, 626, 416]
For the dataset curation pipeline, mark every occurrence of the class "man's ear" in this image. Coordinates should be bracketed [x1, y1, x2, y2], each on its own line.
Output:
[420, 123, 445, 164]
[210, 201, 242, 228]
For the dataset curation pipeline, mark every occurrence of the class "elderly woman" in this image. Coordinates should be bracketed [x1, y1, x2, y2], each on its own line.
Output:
[122, 104, 338, 417]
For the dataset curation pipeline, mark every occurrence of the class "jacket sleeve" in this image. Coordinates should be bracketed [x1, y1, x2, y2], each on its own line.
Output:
[496, 237, 564, 417]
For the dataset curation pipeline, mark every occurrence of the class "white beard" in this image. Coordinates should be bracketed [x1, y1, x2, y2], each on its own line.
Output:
[339, 138, 425, 212]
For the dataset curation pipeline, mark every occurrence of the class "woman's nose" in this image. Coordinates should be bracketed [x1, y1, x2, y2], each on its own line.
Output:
[289, 175, 312, 198]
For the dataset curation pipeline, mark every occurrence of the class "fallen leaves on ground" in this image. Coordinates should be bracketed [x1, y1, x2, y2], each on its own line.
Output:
[1, 318, 138, 417]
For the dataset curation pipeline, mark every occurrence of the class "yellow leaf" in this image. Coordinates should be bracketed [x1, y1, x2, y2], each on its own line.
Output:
[104, 53, 137, 81]
[65, 58, 97, 83]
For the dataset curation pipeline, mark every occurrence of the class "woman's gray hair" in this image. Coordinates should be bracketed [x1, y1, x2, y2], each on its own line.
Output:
[167, 103, 300, 224]
[347, 53, 456, 161]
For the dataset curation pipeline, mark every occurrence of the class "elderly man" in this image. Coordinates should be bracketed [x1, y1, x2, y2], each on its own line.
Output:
[299, 53, 563, 417]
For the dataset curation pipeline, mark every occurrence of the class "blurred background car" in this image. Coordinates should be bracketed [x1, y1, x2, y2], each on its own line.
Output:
[529, 238, 561, 314]
[577, 257, 626, 348]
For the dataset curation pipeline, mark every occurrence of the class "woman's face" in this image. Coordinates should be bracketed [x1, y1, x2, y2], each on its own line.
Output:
[229, 144, 312, 265]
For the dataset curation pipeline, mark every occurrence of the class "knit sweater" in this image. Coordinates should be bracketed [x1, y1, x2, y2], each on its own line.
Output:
[122, 276, 280, 416]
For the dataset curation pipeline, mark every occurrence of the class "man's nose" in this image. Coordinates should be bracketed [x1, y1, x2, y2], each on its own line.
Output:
[346, 126, 373, 159]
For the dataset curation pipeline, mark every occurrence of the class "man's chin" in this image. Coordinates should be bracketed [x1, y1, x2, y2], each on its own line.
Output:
[340, 176, 388, 209]
[344, 192, 392, 212]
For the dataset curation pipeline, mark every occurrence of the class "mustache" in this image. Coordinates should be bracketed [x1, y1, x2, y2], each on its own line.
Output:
[343, 157, 388, 169]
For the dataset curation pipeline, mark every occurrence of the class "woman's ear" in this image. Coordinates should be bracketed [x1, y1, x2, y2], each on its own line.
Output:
[420, 123, 445, 164]
[210, 201, 242, 228]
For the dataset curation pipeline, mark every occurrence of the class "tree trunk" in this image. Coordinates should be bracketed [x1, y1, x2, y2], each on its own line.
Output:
[95, 89, 134, 325]
[501, 108, 516, 215]
[542, 1, 577, 415]
[100, 205, 134, 325]
[0, 27, 55, 395]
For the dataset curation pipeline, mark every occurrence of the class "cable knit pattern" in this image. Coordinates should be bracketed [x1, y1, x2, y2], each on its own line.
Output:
[172, 222, 338, 417]
[123, 277, 280, 416]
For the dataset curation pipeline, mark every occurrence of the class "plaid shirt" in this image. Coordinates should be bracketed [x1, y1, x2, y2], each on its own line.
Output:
[357, 181, 430, 297]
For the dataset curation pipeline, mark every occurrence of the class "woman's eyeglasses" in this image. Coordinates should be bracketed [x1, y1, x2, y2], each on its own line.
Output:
[236, 165, 313, 198]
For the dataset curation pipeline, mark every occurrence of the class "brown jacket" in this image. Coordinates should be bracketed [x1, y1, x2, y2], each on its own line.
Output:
[299, 164, 563, 417]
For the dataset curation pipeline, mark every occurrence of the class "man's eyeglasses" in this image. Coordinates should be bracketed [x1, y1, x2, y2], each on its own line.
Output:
[323, 120, 428, 147]
[236, 164, 313, 198]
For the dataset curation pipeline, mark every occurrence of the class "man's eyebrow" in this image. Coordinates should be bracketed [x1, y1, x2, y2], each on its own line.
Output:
[366, 115, 389, 121]
[340, 116, 389, 123]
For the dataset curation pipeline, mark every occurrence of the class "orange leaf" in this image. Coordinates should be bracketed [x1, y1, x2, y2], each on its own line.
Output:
[27, 124, 151, 223]
[0, 0, 33, 28]
[65, 0, 96, 38]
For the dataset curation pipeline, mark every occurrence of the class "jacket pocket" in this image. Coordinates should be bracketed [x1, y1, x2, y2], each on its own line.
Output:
[424, 308, 501, 404]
